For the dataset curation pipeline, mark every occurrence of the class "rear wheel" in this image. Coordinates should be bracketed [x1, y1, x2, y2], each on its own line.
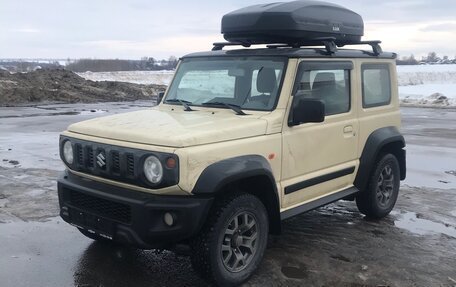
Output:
[190, 193, 268, 286]
[356, 153, 400, 219]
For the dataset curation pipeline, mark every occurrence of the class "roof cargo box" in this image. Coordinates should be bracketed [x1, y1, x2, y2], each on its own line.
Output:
[221, 0, 364, 45]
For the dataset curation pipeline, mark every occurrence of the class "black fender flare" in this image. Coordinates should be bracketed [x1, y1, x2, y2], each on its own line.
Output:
[192, 155, 281, 234]
[355, 126, 406, 192]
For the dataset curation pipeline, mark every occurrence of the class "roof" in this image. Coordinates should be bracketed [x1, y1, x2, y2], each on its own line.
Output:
[182, 47, 397, 60]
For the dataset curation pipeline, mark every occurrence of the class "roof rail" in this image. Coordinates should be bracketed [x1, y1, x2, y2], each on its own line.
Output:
[212, 42, 251, 51]
[212, 39, 383, 56]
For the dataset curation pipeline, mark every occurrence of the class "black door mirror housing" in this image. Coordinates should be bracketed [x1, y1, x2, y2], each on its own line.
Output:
[289, 98, 325, 126]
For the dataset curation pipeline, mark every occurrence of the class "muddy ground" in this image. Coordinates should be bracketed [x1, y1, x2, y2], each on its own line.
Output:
[0, 104, 455, 287]
[0, 69, 166, 106]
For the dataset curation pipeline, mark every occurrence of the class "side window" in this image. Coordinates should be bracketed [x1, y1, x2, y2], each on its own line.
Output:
[362, 64, 391, 108]
[295, 67, 351, 116]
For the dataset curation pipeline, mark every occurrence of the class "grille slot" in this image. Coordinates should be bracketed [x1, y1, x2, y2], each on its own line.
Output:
[76, 144, 83, 165]
[87, 147, 94, 167]
[112, 151, 120, 173]
[69, 190, 131, 223]
[126, 154, 135, 176]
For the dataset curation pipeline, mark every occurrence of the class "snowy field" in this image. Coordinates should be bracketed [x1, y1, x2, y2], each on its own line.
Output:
[77, 70, 174, 86]
[78, 65, 456, 107]
[397, 64, 456, 107]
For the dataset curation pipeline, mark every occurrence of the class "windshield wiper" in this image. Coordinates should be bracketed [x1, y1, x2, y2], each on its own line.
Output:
[165, 99, 194, 111]
[202, 101, 247, 116]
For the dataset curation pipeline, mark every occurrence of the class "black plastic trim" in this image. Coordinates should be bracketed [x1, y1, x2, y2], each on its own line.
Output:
[284, 166, 356, 195]
[58, 171, 213, 249]
[354, 126, 406, 192]
[192, 155, 277, 195]
[281, 187, 358, 220]
[298, 61, 354, 71]
[192, 155, 282, 234]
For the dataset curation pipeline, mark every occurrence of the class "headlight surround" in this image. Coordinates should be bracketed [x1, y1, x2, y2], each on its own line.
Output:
[143, 155, 163, 184]
[63, 140, 74, 165]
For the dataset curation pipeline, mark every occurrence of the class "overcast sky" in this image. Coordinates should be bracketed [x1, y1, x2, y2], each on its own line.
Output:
[1, 0, 455, 60]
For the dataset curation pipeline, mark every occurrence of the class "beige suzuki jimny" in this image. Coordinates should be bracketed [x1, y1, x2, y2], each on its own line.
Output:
[57, 1, 406, 286]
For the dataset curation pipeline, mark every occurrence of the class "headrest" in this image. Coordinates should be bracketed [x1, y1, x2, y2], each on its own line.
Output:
[257, 67, 277, 93]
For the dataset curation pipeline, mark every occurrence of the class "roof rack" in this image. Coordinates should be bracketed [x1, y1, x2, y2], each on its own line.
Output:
[212, 38, 383, 56]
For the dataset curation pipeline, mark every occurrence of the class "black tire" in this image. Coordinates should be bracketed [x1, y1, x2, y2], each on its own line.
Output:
[190, 193, 269, 287]
[356, 153, 400, 219]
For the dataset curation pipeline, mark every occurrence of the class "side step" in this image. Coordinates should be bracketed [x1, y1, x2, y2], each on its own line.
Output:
[280, 187, 359, 220]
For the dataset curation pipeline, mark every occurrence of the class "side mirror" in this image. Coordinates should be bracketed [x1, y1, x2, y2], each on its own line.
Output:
[157, 91, 165, 104]
[289, 98, 325, 126]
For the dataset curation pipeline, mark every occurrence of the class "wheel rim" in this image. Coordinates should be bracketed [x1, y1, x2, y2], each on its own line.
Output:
[221, 211, 259, 273]
[376, 164, 395, 208]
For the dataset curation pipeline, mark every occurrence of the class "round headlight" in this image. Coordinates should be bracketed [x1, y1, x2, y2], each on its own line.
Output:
[63, 140, 74, 165]
[143, 156, 163, 184]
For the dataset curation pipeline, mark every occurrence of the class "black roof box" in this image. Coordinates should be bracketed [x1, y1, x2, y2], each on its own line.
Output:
[221, 0, 364, 45]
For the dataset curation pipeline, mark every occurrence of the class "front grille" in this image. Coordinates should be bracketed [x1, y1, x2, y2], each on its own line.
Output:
[74, 142, 138, 182]
[69, 190, 131, 223]
[61, 136, 179, 189]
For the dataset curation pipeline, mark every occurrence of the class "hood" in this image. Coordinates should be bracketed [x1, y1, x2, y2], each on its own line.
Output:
[67, 107, 268, 148]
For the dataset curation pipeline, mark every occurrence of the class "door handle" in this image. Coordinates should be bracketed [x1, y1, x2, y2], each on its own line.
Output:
[343, 126, 356, 136]
[343, 126, 353, 134]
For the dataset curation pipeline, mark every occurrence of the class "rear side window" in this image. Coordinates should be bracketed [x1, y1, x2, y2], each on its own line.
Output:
[362, 64, 391, 108]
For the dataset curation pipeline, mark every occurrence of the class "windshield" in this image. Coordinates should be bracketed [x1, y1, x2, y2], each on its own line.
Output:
[164, 57, 287, 111]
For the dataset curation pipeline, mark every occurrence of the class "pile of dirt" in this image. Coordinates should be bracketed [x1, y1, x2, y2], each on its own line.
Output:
[0, 69, 166, 106]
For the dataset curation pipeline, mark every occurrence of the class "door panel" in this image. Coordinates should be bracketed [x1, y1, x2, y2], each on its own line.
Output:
[281, 61, 359, 208]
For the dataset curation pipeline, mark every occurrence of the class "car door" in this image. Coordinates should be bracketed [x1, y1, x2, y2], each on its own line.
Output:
[281, 60, 359, 209]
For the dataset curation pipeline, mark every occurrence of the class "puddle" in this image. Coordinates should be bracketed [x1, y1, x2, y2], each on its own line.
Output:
[0, 111, 80, 118]
[13, 174, 28, 180]
[0, 109, 107, 119]
[79, 109, 106, 115]
[281, 266, 308, 279]
[445, 170, 456, 176]
[394, 211, 456, 238]
[26, 189, 47, 196]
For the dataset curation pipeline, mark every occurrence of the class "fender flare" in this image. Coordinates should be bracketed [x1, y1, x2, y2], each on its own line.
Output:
[192, 155, 281, 234]
[355, 126, 406, 192]
[192, 155, 277, 195]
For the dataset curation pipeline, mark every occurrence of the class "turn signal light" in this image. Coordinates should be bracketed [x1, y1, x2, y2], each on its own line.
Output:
[166, 157, 177, 169]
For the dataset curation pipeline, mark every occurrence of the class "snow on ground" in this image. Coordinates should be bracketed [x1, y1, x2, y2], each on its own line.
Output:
[78, 65, 456, 107]
[78, 70, 175, 86]
[397, 64, 456, 107]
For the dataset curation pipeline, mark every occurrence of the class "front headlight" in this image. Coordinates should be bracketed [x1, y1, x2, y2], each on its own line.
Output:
[143, 155, 163, 184]
[63, 140, 74, 165]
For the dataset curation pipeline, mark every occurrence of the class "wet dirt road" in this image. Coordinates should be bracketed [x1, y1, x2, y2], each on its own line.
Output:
[0, 104, 455, 287]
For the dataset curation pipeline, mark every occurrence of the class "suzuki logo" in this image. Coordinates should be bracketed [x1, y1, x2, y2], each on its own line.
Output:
[96, 151, 106, 168]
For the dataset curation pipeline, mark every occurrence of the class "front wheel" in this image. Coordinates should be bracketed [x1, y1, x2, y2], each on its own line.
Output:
[190, 193, 269, 286]
[356, 153, 400, 219]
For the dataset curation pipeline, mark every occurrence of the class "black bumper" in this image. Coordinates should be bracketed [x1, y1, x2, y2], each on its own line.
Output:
[57, 171, 213, 249]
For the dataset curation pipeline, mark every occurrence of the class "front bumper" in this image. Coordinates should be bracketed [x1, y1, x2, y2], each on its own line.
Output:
[57, 171, 213, 249]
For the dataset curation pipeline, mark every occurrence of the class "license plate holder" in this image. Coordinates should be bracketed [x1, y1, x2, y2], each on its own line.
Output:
[70, 209, 115, 239]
